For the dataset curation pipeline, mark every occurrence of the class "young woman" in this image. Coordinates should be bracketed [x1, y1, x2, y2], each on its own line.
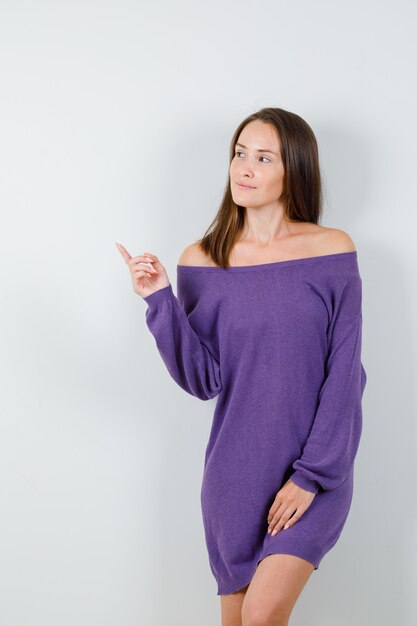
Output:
[117, 107, 367, 626]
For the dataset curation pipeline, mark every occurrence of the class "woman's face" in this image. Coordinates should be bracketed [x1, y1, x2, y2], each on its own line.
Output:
[229, 120, 285, 210]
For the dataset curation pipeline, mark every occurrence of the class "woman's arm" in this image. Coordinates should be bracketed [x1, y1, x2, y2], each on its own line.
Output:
[143, 284, 222, 400]
[116, 242, 222, 401]
[290, 269, 367, 493]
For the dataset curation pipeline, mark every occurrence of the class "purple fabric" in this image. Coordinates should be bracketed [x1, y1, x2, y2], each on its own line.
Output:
[143, 251, 367, 595]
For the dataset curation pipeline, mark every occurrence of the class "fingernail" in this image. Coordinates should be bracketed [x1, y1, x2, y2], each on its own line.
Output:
[271, 529, 277, 536]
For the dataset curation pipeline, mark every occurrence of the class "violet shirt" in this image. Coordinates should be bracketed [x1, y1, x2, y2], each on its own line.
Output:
[143, 250, 367, 595]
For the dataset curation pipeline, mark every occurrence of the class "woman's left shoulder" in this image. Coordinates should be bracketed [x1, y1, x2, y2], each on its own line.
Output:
[317, 226, 357, 255]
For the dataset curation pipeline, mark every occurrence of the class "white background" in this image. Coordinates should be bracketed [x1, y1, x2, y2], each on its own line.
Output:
[0, 1, 415, 624]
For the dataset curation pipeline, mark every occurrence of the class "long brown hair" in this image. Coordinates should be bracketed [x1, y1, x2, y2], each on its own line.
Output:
[197, 107, 323, 268]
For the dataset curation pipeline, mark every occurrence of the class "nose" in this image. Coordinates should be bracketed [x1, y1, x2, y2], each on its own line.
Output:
[237, 162, 255, 178]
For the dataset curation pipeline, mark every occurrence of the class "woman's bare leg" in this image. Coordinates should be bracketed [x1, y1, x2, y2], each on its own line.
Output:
[241, 554, 315, 626]
[220, 583, 249, 626]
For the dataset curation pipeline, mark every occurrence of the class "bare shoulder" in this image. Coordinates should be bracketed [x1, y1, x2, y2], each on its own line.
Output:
[177, 241, 214, 266]
[314, 226, 357, 255]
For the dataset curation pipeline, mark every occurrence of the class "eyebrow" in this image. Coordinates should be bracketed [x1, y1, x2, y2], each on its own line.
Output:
[235, 142, 278, 156]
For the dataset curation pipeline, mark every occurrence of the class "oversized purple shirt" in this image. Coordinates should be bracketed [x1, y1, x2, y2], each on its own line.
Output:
[143, 251, 367, 595]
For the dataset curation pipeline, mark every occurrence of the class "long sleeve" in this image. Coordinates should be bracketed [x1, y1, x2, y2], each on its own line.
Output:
[290, 273, 368, 494]
[143, 284, 222, 401]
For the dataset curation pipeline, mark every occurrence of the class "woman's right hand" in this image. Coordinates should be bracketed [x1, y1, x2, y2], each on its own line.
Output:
[116, 243, 170, 298]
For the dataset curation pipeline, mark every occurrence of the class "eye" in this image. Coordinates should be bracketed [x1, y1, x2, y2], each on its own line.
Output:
[234, 150, 270, 163]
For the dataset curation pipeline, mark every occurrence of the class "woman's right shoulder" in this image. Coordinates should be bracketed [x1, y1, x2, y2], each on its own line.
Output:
[178, 241, 215, 267]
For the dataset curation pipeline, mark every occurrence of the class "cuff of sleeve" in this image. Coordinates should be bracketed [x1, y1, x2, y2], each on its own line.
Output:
[290, 471, 320, 494]
[142, 284, 173, 308]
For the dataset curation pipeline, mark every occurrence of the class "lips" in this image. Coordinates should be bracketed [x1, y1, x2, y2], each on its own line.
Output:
[236, 182, 255, 189]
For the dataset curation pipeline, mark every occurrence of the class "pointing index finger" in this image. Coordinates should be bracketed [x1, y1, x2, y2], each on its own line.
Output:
[115, 242, 132, 264]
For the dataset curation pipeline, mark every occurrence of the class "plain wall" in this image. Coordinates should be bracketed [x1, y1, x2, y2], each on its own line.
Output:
[0, 0, 416, 624]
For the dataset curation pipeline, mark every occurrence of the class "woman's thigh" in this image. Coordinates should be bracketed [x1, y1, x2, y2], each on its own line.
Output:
[241, 554, 315, 625]
[220, 583, 249, 626]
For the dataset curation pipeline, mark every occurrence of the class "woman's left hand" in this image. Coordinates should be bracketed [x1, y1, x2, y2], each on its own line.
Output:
[267, 478, 316, 535]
